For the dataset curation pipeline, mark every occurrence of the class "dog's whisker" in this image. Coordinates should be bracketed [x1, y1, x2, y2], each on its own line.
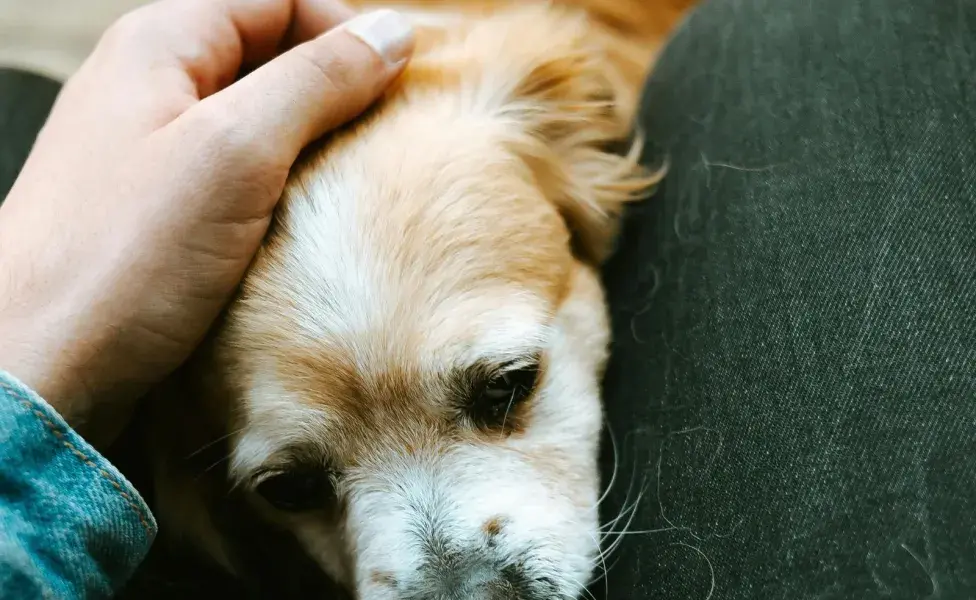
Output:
[598, 475, 643, 533]
[587, 419, 620, 514]
[600, 527, 677, 536]
[184, 426, 244, 460]
[498, 386, 519, 441]
[600, 487, 643, 542]
[194, 453, 232, 480]
[583, 528, 610, 600]
[596, 473, 649, 570]
[590, 438, 637, 527]
[597, 462, 642, 532]
[589, 554, 624, 587]
[565, 571, 599, 600]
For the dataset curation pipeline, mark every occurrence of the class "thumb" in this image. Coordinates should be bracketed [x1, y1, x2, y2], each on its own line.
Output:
[187, 9, 415, 156]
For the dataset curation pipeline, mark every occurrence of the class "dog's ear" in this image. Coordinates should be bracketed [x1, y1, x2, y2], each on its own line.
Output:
[476, 7, 663, 263]
[140, 352, 248, 577]
[396, 6, 662, 263]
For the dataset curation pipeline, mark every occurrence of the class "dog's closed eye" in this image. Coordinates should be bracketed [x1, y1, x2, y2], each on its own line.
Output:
[255, 468, 338, 513]
[467, 358, 542, 431]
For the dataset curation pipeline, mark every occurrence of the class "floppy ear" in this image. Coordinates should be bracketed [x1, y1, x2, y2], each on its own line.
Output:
[474, 6, 664, 263]
[395, 6, 662, 263]
[141, 364, 241, 575]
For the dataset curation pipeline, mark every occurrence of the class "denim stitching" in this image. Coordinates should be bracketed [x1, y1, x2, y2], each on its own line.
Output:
[0, 380, 153, 536]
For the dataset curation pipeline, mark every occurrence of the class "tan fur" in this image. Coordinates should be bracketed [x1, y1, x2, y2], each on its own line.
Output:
[147, 3, 664, 594]
[355, 0, 694, 91]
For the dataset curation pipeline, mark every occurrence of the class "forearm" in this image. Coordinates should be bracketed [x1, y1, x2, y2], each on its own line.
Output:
[0, 371, 156, 599]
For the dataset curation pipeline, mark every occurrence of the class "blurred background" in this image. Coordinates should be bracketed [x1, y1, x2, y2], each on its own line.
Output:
[0, 0, 150, 79]
[0, 0, 698, 81]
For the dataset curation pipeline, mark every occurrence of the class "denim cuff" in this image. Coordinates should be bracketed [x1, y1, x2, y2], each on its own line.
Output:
[0, 371, 156, 599]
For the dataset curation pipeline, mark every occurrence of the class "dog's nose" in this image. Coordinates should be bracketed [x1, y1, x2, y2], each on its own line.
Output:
[477, 578, 548, 600]
[408, 520, 555, 600]
[415, 560, 544, 600]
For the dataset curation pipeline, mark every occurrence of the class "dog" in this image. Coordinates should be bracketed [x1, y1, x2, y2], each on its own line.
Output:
[144, 3, 664, 598]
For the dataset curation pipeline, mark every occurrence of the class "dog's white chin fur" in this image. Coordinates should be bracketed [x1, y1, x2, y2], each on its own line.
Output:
[148, 6, 657, 599]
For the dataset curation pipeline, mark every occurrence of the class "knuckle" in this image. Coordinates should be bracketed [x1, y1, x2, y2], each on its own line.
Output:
[296, 52, 348, 95]
[100, 8, 155, 50]
[296, 41, 373, 96]
[192, 105, 275, 163]
[199, 109, 247, 148]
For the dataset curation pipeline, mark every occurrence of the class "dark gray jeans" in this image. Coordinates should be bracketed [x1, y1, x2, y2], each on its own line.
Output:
[1, 0, 974, 598]
[600, 0, 976, 598]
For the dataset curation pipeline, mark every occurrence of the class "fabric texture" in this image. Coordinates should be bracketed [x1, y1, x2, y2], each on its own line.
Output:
[599, 0, 976, 598]
[0, 371, 157, 599]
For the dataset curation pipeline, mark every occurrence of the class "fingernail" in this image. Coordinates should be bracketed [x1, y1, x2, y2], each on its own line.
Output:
[343, 9, 415, 65]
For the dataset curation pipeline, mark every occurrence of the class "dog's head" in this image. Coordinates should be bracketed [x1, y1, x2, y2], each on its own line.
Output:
[151, 7, 657, 599]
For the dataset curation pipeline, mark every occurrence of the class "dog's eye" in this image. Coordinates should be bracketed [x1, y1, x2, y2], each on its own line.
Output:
[472, 365, 539, 429]
[255, 469, 335, 512]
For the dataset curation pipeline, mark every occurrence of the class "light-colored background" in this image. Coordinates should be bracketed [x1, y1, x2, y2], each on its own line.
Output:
[0, 0, 151, 80]
[0, 0, 696, 81]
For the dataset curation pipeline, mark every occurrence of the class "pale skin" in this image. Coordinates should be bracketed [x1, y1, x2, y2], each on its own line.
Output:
[0, 0, 415, 449]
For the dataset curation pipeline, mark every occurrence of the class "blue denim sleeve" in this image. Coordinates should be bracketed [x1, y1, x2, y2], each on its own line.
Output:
[0, 371, 157, 599]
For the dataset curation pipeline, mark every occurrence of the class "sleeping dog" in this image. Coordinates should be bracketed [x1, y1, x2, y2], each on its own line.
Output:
[144, 3, 664, 598]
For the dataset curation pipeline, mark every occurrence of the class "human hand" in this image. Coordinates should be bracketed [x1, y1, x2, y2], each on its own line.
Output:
[0, 0, 414, 448]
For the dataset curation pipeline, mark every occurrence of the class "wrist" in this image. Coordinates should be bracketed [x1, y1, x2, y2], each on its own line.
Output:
[0, 316, 139, 448]
[0, 312, 88, 418]
[0, 251, 100, 421]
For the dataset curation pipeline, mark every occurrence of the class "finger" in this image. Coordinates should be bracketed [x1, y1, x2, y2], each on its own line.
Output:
[289, 0, 357, 46]
[182, 10, 415, 157]
[94, 0, 356, 98]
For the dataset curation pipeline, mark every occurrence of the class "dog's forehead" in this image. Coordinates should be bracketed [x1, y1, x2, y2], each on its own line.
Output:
[221, 97, 576, 461]
[237, 96, 573, 346]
